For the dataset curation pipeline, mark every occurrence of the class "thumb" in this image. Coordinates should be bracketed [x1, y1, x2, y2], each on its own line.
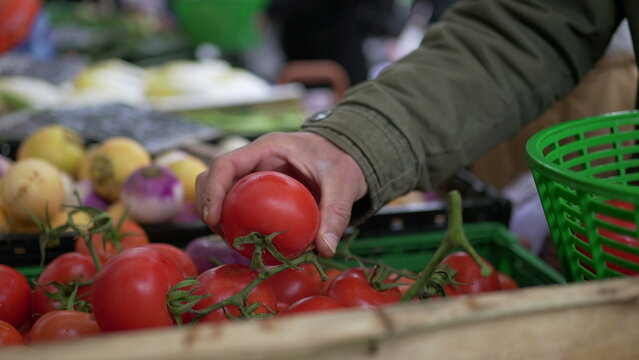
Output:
[315, 194, 355, 258]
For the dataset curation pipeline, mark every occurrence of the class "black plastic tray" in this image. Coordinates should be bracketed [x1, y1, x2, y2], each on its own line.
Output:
[0, 221, 213, 267]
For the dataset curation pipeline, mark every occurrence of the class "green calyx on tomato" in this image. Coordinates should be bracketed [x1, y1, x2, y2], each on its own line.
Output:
[36, 279, 93, 313]
[232, 231, 300, 271]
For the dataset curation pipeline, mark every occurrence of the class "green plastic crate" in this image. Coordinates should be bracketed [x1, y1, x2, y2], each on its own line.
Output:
[18, 266, 42, 283]
[172, 0, 268, 52]
[346, 222, 565, 287]
[527, 110, 639, 281]
[18, 223, 563, 287]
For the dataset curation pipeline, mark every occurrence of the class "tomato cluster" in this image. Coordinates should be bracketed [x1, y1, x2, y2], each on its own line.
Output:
[0, 171, 523, 348]
[440, 251, 516, 296]
[0, 221, 205, 345]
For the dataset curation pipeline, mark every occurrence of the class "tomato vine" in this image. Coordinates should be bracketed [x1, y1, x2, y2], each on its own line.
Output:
[34, 189, 490, 325]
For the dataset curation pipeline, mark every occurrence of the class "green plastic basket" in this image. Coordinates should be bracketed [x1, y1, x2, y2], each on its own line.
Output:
[346, 222, 565, 287]
[172, 0, 268, 52]
[527, 110, 639, 282]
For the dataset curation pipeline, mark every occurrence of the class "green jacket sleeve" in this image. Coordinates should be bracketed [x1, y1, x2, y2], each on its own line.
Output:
[301, 0, 623, 221]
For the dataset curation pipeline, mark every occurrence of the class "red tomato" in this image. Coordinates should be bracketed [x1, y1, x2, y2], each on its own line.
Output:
[0, 265, 31, 329]
[320, 268, 343, 294]
[276, 301, 289, 314]
[267, 263, 323, 304]
[186, 264, 277, 323]
[31, 252, 96, 317]
[442, 252, 500, 296]
[221, 171, 320, 265]
[92, 247, 185, 332]
[0, 320, 24, 346]
[284, 296, 344, 315]
[28, 310, 100, 343]
[144, 243, 198, 277]
[497, 272, 519, 290]
[327, 268, 401, 309]
[576, 200, 639, 275]
[74, 219, 149, 265]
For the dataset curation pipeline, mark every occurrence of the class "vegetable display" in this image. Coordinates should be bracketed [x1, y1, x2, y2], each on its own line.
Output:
[0, 184, 529, 346]
[0, 126, 539, 348]
[0, 125, 208, 236]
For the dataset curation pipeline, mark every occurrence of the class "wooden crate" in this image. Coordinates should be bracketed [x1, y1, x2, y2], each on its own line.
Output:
[3, 277, 639, 360]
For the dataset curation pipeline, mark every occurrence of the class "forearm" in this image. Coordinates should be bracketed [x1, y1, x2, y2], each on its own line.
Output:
[303, 0, 621, 218]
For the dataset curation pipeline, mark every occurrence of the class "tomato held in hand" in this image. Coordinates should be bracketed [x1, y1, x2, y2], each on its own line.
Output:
[186, 264, 277, 323]
[442, 251, 500, 296]
[28, 310, 100, 343]
[74, 219, 149, 265]
[284, 295, 344, 315]
[144, 243, 199, 277]
[327, 268, 401, 309]
[221, 171, 320, 265]
[267, 263, 323, 304]
[92, 247, 185, 332]
[31, 252, 96, 317]
[0, 320, 24, 346]
[0, 265, 31, 329]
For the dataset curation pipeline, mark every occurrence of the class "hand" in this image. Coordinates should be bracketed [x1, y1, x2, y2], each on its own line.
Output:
[196, 132, 368, 257]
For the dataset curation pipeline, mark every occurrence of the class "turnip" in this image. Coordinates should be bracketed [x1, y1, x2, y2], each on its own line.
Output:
[1, 158, 64, 225]
[17, 125, 86, 175]
[88, 137, 151, 201]
[166, 155, 207, 205]
[120, 165, 184, 224]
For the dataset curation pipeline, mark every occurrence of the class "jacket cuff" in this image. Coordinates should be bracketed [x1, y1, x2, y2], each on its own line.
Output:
[301, 104, 428, 222]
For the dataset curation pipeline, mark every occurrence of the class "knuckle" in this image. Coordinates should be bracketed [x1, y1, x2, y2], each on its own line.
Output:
[325, 202, 352, 226]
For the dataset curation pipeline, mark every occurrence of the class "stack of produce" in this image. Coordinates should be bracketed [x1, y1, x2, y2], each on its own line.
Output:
[0, 58, 272, 113]
[0, 124, 208, 234]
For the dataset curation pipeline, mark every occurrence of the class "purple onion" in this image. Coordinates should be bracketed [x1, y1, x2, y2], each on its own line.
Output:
[0, 155, 13, 178]
[120, 165, 184, 224]
[171, 202, 201, 224]
[185, 235, 250, 273]
[74, 179, 110, 210]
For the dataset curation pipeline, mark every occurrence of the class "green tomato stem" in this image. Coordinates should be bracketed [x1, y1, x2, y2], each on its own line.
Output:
[401, 190, 490, 301]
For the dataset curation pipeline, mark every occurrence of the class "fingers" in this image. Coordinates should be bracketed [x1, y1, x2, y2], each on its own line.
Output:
[313, 140, 368, 257]
[195, 131, 369, 260]
[315, 197, 353, 257]
[196, 145, 268, 232]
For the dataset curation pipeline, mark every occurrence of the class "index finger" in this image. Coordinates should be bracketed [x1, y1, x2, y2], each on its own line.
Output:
[196, 144, 274, 232]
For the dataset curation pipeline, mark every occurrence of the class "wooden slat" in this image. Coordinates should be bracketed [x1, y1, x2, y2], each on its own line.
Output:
[3, 277, 639, 360]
